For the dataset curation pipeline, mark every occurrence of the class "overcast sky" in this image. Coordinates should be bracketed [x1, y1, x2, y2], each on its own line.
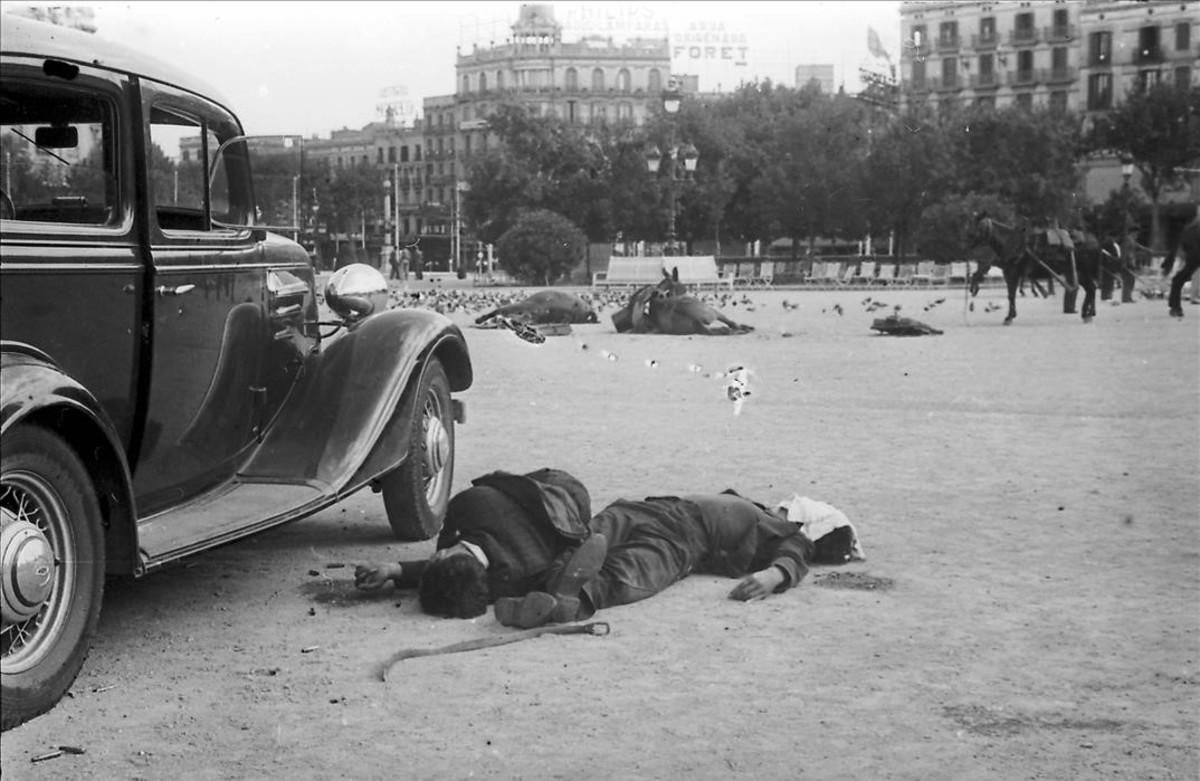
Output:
[19, 1, 902, 137]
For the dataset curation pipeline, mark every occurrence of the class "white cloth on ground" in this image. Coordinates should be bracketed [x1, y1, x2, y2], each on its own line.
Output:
[774, 495, 866, 561]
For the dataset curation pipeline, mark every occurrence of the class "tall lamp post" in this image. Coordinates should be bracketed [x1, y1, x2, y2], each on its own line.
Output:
[645, 80, 699, 256]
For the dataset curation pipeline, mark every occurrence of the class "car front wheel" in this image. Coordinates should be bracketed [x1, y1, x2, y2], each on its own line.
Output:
[380, 358, 454, 541]
[1, 425, 105, 732]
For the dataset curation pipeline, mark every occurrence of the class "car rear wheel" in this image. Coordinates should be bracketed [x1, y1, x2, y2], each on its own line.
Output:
[380, 358, 454, 541]
[1, 425, 105, 732]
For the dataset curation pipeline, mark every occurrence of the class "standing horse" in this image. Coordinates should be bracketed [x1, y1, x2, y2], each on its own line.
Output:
[968, 215, 1098, 325]
[1167, 208, 1200, 318]
[612, 269, 753, 335]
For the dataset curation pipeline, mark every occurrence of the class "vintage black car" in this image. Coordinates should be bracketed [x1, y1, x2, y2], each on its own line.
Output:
[0, 16, 472, 730]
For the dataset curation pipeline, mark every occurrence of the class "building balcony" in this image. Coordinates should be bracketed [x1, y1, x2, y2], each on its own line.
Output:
[930, 75, 964, 93]
[1132, 46, 1165, 65]
[906, 41, 931, 61]
[1045, 66, 1076, 85]
[972, 33, 999, 50]
[970, 71, 1002, 90]
[935, 35, 960, 52]
[1086, 91, 1114, 111]
[1044, 24, 1075, 43]
[1008, 68, 1041, 87]
[1009, 28, 1040, 47]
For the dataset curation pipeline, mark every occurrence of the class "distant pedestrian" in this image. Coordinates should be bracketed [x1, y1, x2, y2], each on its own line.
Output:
[398, 247, 411, 281]
[388, 249, 401, 281]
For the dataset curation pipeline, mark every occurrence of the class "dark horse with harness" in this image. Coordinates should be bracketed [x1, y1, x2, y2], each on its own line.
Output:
[967, 214, 1099, 325]
[612, 268, 753, 335]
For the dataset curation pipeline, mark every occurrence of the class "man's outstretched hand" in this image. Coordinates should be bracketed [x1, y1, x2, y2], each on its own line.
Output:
[355, 563, 403, 591]
[728, 566, 786, 601]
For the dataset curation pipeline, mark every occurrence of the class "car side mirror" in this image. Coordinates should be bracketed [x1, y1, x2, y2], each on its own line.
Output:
[324, 264, 389, 324]
[35, 126, 78, 149]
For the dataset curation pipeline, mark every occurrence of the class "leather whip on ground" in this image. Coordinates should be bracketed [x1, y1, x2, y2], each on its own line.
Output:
[373, 622, 611, 681]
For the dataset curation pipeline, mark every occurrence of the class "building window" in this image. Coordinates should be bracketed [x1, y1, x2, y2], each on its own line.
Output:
[977, 53, 995, 86]
[1051, 8, 1069, 38]
[648, 69, 662, 92]
[464, 135, 471, 156]
[479, 72, 488, 92]
[618, 68, 632, 92]
[938, 21, 958, 48]
[1177, 22, 1192, 51]
[1139, 69, 1162, 92]
[565, 67, 578, 90]
[1087, 72, 1112, 110]
[1138, 26, 1162, 63]
[461, 74, 470, 94]
[388, 146, 396, 163]
[1014, 12, 1035, 43]
[912, 24, 926, 48]
[1089, 31, 1111, 66]
[591, 68, 605, 91]
[1015, 92, 1033, 111]
[1051, 46, 1069, 80]
[401, 146, 409, 163]
[497, 71, 505, 90]
[1017, 49, 1034, 82]
[979, 17, 996, 45]
[617, 101, 633, 123]
[1176, 65, 1193, 88]
[941, 57, 957, 87]
[912, 58, 926, 89]
[1049, 91, 1068, 112]
[377, 148, 384, 163]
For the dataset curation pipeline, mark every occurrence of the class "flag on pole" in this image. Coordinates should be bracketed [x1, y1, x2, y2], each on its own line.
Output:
[867, 26, 889, 60]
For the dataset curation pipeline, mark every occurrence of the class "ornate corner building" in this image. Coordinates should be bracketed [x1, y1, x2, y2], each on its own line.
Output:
[420, 2, 675, 268]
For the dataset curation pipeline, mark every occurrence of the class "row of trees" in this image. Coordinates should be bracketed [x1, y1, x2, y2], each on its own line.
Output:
[463, 80, 1199, 281]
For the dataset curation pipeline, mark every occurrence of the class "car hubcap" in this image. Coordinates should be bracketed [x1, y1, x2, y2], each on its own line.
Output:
[422, 398, 450, 503]
[1, 515, 55, 624]
[1, 475, 74, 672]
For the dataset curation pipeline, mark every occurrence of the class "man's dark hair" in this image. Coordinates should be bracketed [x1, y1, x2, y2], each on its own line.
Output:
[418, 554, 489, 618]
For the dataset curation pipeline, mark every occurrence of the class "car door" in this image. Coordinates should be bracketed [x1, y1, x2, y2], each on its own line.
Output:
[131, 80, 271, 515]
[0, 56, 143, 448]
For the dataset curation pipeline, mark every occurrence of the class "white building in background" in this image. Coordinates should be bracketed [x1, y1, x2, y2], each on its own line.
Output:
[795, 64, 836, 92]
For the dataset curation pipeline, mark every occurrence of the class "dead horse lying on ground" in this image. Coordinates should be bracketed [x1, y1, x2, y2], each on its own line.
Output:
[475, 290, 598, 325]
[612, 269, 754, 335]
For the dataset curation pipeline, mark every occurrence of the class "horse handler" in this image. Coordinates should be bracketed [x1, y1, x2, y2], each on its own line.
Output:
[355, 469, 820, 628]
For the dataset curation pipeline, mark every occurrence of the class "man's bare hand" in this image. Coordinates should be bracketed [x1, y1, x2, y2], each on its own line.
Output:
[728, 566, 786, 601]
[355, 563, 401, 591]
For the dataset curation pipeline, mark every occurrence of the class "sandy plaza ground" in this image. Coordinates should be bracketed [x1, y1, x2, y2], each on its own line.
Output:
[2, 280, 1197, 780]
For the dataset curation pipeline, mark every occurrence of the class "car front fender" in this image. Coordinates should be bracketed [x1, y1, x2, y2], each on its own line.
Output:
[240, 308, 471, 492]
[0, 343, 140, 576]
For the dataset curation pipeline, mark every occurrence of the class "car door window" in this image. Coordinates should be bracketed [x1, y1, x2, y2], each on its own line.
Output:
[147, 99, 251, 235]
[0, 77, 120, 226]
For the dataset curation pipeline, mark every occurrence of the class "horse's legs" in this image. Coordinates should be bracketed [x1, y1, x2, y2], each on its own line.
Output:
[1081, 276, 1096, 322]
[1004, 267, 1020, 324]
[1120, 267, 1137, 303]
[1168, 258, 1200, 317]
[1062, 262, 1078, 314]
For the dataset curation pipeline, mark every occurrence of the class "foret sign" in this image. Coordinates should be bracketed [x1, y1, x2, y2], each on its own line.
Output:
[672, 21, 749, 67]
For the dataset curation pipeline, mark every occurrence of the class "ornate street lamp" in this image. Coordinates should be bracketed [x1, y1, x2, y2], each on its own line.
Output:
[645, 81, 698, 256]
